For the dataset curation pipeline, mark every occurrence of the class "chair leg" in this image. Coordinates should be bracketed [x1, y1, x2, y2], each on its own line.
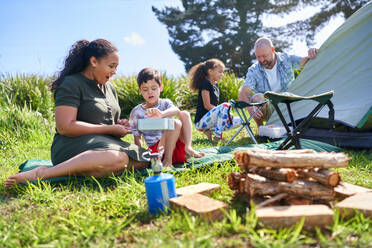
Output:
[225, 102, 265, 145]
[276, 102, 325, 150]
[243, 125, 258, 144]
[225, 126, 244, 145]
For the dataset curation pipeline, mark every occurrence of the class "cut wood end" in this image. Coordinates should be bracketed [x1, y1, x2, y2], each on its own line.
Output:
[286, 170, 297, 183]
[328, 173, 341, 187]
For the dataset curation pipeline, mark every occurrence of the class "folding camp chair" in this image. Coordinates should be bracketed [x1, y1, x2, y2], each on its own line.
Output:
[225, 99, 268, 145]
[264, 91, 335, 150]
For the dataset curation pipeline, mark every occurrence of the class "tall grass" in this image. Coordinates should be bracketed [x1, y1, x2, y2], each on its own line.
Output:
[0, 74, 54, 121]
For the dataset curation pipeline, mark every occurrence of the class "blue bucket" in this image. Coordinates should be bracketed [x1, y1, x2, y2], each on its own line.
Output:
[144, 173, 177, 214]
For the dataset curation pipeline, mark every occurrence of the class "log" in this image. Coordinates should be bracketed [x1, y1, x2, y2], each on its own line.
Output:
[244, 176, 335, 201]
[228, 172, 276, 195]
[233, 151, 249, 171]
[227, 172, 242, 190]
[249, 148, 316, 154]
[299, 169, 340, 187]
[239, 178, 246, 194]
[278, 180, 336, 201]
[228, 172, 336, 201]
[285, 197, 312, 205]
[257, 193, 287, 208]
[249, 167, 297, 182]
[234, 149, 351, 168]
[234, 149, 317, 167]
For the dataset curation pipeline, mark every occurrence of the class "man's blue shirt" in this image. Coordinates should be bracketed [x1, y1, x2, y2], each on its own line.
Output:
[243, 52, 302, 93]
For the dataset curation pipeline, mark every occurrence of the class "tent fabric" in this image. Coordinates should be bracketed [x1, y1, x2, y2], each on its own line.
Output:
[267, 1, 372, 130]
[17, 139, 342, 184]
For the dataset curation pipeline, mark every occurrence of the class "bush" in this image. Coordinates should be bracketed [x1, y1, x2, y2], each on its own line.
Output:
[0, 103, 53, 149]
[0, 72, 243, 120]
[218, 73, 244, 103]
[0, 74, 54, 121]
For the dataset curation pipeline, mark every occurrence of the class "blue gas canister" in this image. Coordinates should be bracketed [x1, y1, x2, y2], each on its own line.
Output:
[145, 173, 176, 214]
[144, 150, 177, 214]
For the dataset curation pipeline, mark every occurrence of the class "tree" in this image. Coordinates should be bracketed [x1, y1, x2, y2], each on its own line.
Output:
[153, 0, 368, 76]
[153, 0, 274, 77]
[269, 0, 370, 46]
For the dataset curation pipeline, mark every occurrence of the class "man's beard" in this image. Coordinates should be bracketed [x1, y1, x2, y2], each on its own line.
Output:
[260, 59, 274, 69]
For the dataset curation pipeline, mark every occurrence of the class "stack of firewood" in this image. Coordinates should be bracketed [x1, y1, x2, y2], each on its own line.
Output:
[228, 149, 351, 207]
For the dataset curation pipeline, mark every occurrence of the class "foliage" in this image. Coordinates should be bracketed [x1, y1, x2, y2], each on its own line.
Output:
[112, 75, 144, 118]
[0, 74, 54, 121]
[153, 0, 369, 77]
[0, 103, 53, 155]
[152, 0, 272, 77]
[0, 73, 243, 120]
[265, 0, 369, 46]
[218, 72, 244, 103]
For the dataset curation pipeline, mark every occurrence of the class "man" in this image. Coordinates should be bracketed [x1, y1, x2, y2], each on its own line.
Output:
[238, 37, 318, 127]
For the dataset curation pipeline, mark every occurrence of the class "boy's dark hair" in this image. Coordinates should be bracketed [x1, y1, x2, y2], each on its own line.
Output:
[137, 68, 162, 87]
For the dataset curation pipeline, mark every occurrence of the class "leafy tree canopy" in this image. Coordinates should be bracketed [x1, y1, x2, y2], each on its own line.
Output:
[270, 0, 370, 46]
[153, 0, 368, 77]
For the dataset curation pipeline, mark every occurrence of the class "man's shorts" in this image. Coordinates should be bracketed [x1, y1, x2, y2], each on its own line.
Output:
[250, 93, 274, 121]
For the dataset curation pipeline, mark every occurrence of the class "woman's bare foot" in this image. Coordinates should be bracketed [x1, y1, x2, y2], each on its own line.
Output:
[185, 147, 205, 158]
[4, 166, 49, 188]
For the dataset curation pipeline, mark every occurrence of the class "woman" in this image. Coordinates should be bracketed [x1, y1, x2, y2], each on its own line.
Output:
[5, 39, 149, 188]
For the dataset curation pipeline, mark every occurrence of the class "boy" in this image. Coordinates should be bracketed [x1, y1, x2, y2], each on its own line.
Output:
[129, 68, 204, 168]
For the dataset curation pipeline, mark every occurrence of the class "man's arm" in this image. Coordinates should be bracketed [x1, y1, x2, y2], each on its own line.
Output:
[300, 48, 318, 67]
[238, 85, 253, 103]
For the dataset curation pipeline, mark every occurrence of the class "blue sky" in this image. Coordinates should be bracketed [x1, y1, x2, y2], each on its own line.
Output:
[0, 0, 343, 77]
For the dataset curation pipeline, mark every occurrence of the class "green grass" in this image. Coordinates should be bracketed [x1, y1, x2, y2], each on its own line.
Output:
[1, 75, 372, 247]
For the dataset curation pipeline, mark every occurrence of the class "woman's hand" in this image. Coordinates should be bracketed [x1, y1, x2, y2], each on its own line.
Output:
[110, 124, 132, 137]
[117, 119, 130, 129]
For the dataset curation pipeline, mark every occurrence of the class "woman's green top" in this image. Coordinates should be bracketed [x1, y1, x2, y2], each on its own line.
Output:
[51, 73, 149, 165]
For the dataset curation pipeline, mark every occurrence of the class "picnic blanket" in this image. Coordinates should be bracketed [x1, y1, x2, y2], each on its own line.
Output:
[18, 139, 342, 184]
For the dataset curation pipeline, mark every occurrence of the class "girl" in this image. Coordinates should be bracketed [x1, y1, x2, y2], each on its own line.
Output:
[189, 58, 241, 142]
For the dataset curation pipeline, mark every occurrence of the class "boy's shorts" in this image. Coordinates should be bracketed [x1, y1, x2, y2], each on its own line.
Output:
[148, 138, 187, 164]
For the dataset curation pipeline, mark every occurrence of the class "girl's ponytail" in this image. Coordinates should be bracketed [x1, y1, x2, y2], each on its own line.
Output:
[189, 58, 224, 91]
